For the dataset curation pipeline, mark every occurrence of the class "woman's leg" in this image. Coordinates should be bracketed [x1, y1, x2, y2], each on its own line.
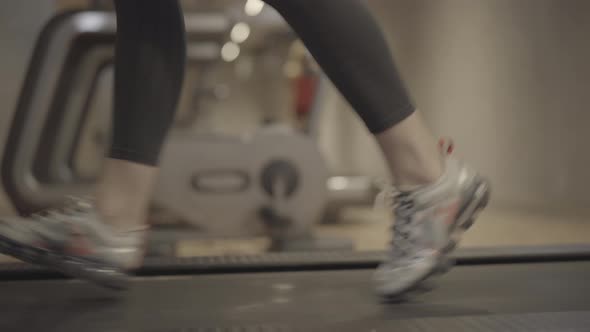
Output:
[264, 0, 443, 188]
[264, 0, 490, 297]
[96, 0, 186, 233]
[0, 0, 186, 289]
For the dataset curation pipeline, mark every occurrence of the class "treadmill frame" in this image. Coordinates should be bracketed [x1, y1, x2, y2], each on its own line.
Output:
[1, 10, 230, 215]
[0, 244, 589, 281]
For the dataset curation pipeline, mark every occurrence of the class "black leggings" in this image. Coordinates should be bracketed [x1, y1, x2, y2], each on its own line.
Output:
[111, 0, 186, 165]
[110, 0, 414, 166]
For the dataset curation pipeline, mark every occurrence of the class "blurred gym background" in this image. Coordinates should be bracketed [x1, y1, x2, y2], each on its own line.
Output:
[2, 0, 590, 257]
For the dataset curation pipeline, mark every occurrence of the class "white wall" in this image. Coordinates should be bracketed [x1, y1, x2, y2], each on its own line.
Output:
[318, 0, 590, 211]
[4, 0, 590, 214]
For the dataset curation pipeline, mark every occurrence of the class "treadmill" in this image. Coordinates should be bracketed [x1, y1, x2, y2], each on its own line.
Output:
[0, 247, 589, 331]
[2, 11, 590, 332]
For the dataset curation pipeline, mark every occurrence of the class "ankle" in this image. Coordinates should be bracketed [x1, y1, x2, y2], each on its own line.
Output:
[376, 112, 445, 189]
[95, 203, 149, 233]
[95, 158, 156, 232]
[391, 153, 444, 188]
[394, 178, 437, 192]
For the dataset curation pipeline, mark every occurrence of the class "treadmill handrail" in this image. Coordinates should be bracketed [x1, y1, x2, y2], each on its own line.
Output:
[1, 11, 230, 215]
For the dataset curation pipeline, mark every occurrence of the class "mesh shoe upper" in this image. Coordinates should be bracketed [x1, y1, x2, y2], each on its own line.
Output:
[375, 153, 489, 296]
[0, 197, 144, 269]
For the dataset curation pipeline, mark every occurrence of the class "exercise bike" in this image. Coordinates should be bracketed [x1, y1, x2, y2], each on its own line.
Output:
[1, 10, 377, 256]
[150, 65, 364, 253]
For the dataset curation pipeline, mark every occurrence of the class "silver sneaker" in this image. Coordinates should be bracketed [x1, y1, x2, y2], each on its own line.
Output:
[374, 143, 490, 297]
[0, 197, 144, 289]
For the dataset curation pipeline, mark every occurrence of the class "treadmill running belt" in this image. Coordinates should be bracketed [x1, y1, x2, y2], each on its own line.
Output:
[0, 261, 589, 331]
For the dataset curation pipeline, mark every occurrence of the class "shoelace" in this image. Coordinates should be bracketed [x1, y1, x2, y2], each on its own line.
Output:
[31, 196, 92, 227]
[375, 187, 418, 260]
[375, 137, 454, 261]
[391, 192, 419, 259]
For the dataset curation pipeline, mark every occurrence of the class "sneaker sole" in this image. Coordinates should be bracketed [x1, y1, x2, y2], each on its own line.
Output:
[0, 234, 129, 290]
[380, 178, 491, 299]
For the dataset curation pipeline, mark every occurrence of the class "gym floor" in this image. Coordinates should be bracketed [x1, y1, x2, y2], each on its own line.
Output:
[1, 205, 589, 263]
[173, 206, 590, 257]
[0, 207, 590, 262]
